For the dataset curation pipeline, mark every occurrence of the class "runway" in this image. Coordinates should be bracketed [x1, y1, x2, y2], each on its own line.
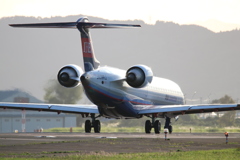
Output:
[0, 132, 239, 158]
[1, 132, 240, 139]
[0, 132, 239, 145]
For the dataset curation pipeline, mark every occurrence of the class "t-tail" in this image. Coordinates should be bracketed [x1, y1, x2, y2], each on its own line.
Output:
[77, 17, 99, 71]
[9, 17, 141, 72]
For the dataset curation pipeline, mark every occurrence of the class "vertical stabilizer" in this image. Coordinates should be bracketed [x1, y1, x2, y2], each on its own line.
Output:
[77, 17, 100, 72]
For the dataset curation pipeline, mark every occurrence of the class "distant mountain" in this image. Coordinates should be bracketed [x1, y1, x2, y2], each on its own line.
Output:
[191, 19, 240, 32]
[0, 15, 240, 102]
[0, 89, 42, 103]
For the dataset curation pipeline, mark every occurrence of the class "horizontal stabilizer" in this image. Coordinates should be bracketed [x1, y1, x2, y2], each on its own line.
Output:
[9, 22, 141, 29]
[9, 17, 140, 72]
[9, 22, 78, 28]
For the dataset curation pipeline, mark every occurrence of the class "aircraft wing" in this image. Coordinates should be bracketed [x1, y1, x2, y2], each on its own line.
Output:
[134, 104, 240, 116]
[0, 102, 99, 114]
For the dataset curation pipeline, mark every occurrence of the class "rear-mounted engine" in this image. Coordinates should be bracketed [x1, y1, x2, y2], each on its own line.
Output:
[126, 65, 153, 88]
[57, 64, 83, 88]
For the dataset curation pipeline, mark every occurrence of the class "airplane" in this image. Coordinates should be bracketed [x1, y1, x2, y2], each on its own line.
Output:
[0, 17, 240, 134]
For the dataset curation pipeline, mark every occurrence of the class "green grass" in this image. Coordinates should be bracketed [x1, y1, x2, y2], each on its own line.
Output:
[0, 148, 240, 160]
[173, 126, 240, 133]
[44, 127, 143, 133]
[43, 126, 240, 133]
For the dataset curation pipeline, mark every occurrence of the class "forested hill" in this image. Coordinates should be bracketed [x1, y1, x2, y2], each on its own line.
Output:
[0, 15, 240, 101]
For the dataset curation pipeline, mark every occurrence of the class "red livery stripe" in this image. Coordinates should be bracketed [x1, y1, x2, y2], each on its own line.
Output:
[81, 38, 94, 58]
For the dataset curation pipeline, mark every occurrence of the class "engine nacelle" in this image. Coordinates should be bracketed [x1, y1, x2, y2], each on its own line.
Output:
[126, 65, 153, 88]
[57, 64, 83, 88]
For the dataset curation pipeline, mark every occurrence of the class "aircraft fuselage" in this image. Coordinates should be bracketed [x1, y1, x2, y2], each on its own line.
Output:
[80, 66, 185, 118]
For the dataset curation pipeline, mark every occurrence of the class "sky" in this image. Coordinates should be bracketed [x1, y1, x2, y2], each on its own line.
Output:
[1, 0, 240, 32]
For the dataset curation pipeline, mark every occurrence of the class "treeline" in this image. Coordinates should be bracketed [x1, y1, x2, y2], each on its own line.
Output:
[176, 112, 240, 127]
[177, 95, 240, 127]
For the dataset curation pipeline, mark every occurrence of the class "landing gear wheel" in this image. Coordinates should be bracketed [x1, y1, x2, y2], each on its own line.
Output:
[85, 120, 91, 133]
[145, 120, 152, 134]
[154, 120, 161, 134]
[94, 120, 101, 133]
[168, 125, 172, 134]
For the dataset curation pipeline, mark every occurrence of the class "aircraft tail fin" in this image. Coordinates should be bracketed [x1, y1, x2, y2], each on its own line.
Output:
[9, 17, 141, 72]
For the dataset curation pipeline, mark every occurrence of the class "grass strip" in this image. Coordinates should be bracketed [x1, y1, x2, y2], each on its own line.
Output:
[0, 148, 240, 160]
[43, 126, 240, 133]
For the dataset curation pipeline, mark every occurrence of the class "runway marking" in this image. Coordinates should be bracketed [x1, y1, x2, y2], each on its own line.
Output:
[0, 138, 60, 141]
[95, 137, 117, 139]
[34, 136, 56, 138]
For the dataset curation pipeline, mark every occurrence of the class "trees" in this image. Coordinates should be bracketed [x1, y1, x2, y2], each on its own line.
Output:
[44, 79, 84, 126]
[44, 79, 83, 104]
[211, 95, 236, 127]
[211, 95, 235, 104]
[176, 95, 237, 127]
[176, 114, 200, 126]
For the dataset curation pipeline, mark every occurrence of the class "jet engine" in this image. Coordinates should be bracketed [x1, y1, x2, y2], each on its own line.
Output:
[126, 65, 153, 88]
[57, 64, 83, 88]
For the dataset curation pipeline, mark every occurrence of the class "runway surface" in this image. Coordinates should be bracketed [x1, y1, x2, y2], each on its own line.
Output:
[1, 132, 240, 139]
[0, 132, 239, 158]
[0, 132, 240, 146]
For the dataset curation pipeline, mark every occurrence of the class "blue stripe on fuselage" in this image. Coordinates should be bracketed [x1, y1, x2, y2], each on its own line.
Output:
[84, 82, 150, 118]
[88, 82, 152, 105]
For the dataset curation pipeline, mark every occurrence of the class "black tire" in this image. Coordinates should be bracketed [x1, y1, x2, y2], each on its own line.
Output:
[85, 120, 91, 133]
[154, 120, 161, 134]
[145, 120, 152, 134]
[168, 125, 173, 134]
[94, 120, 101, 133]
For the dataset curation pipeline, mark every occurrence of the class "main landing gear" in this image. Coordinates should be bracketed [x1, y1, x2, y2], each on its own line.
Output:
[85, 113, 101, 133]
[145, 114, 161, 134]
[145, 115, 173, 134]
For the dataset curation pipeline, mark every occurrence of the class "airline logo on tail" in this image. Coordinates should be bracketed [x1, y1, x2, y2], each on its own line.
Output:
[83, 42, 92, 54]
[82, 38, 93, 58]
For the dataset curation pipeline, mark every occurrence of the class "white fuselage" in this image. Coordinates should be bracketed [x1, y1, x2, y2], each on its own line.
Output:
[81, 66, 184, 118]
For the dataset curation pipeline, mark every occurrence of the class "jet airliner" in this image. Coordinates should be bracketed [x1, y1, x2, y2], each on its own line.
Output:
[1, 17, 240, 134]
